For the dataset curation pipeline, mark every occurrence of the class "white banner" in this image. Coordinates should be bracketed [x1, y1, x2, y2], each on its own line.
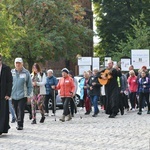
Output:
[131, 49, 149, 69]
[121, 58, 131, 71]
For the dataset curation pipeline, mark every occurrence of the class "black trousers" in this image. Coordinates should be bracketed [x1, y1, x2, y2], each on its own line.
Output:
[139, 92, 150, 112]
[61, 97, 71, 116]
[45, 91, 56, 114]
[12, 98, 27, 127]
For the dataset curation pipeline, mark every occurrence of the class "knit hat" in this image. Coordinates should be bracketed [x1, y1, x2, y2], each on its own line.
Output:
[61, 68, 69, 74]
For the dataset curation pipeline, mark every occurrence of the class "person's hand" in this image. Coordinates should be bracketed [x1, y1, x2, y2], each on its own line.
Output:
[51, 85, 55, 89]
[5, 96, 10, 100]
[90, 86, 93, 90]
[84, 86, 87, 89]
[32, 82, 37, 86]
[92, 82, 96, 86]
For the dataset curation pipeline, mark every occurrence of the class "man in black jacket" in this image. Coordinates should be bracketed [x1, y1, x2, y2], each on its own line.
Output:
[0, 54, 13, 135]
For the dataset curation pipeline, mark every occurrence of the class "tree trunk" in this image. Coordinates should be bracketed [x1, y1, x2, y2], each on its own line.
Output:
[65, 59, 70, 70]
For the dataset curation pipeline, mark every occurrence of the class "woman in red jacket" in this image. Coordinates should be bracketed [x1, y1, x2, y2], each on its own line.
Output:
[127, 70, 138, 111]
[56, 68, 75, 122]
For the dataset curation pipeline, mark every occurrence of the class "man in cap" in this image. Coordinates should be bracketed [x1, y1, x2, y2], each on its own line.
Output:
[0, 54, 12, 135]
[56, 68, 75, 122]
[11, 57, 33, 130]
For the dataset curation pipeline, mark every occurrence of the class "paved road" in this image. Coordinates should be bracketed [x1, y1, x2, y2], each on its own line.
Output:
[0, 108, 150, 150]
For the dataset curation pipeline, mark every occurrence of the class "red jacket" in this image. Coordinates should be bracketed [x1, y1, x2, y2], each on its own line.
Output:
[56, 75, 75, 97]
[127, 75, 138, 92]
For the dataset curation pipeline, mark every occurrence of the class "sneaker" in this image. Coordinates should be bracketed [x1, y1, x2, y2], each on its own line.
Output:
[29, 114, 32, 120]
[16, 126, 23, 130]
[40, 117, 45, 123]
[80, 107, 84, 110]
[132, 108, 135, 111]
[51, 113, 55, 116]
[31, 119, 37, 124]
[92, 114, 97, 117]
[85, 111, 90, 115]
[108, 114, 116, 118]
[137, 111, 142, 115]
[45, 113, 49, 116]
[11, 118, 16, 123]
[142, 108, 145, 112]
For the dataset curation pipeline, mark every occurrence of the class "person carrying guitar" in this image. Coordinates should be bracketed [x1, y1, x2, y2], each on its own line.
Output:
[102, 60, 122, 118]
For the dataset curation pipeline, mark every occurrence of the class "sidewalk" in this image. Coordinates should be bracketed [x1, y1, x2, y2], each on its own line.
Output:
[0, 108, 150, 150]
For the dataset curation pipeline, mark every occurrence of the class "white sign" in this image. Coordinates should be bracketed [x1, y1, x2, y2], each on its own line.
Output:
[131, 49, 149, 69]
[78, 57, 92, 66]
[92, 57, 100, 70]
[79, 65, 91, 75]
[121, 58, 131, 71]
[104, 57, 111, 67]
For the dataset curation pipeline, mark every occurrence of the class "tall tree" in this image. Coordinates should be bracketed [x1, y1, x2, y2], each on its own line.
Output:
[3, 0, 93, 71]
[93, 0, 150, 61]
[0, 3, 24, 58]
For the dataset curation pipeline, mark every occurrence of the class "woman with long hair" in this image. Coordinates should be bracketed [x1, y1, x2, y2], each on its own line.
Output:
[30, 63, 46, 124]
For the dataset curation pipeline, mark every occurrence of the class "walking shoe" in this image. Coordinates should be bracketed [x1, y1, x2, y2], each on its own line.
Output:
[11, 118, 16, 123]
[85, 111, 90, 115]
[51, 113, 55, 116]
[31, 119, 37, 124]
[137, 111, 142, 115]
[120, 109, 124, 115]
[45, 113, 49, 116]
[29, 114, 32, 120]
[16, 126, 23, 130]
[66, 114, 72, 121]
[59, 115, 65, 122]
[109, 114, 116, 118]
[92, 114, 97, 117]
[147, 111, 150, 114]
[40, 117, 45, 123]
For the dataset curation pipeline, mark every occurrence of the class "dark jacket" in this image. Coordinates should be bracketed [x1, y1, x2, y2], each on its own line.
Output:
[45, 76, 58, 95]
[0, 64, 12, 99]
[0, 64, 13, 133]
[87, 75, 101, 96]
[138, 77, 150, 93]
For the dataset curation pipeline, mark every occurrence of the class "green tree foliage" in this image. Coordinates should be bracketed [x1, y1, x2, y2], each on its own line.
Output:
[116, 14, 150, 60]
[93, 0, 150, 61]
[3, 0, 93, 71]
[0, 3, 25, 58]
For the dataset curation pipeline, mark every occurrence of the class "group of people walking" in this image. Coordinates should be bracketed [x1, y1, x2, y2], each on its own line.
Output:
[0, 54, 150, 136]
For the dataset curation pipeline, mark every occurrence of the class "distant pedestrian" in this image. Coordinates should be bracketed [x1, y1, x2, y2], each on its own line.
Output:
[56, 68, 75, 122]
[79, 71, 91, 115]
[68, 70, 78, 117]
[0, 53, 12, 135]
[44, 69, 58, 116]
[137, 71, 150, 115]
[87, 68, 101, 117]
[30, 63, 46, 124]
[11, 57, 33, 130]
[102, 60, 122, 118]
[127, 70, 138, 111]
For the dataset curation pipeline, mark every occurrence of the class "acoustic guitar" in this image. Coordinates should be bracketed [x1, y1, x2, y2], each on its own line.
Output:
[98, 69, 112, 85]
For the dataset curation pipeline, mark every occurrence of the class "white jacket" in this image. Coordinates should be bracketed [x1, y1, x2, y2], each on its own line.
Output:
[31, 72, 46, 95]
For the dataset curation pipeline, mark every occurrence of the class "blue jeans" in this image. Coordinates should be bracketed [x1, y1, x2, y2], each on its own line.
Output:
[90, 95, 99, 114]
[9, 100, 16, 120]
